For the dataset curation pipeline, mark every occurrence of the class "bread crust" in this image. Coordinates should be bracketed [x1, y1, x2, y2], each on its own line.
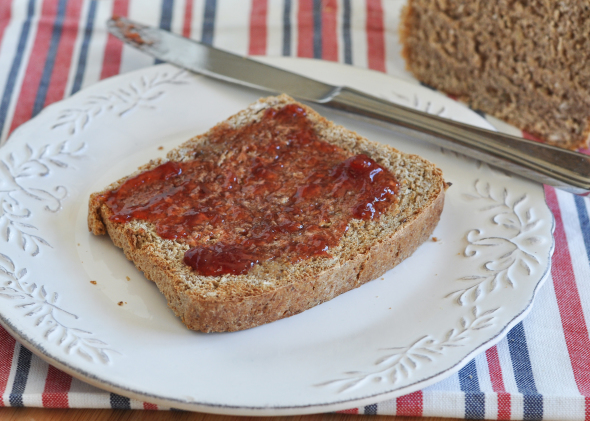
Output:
[89, 95, 446, 332]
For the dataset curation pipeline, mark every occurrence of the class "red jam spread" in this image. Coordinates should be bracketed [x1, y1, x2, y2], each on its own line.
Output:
[102, 104, 399, 276]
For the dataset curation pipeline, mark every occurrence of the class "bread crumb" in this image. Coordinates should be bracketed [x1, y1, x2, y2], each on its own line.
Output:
[126, 276, 131, 281]
[90, 280, 97, 285]
[77, 243, 80, 246]
[432, 237, 438, 242]
[118, 301, 124, 306]
[381, 277, 385, 280]
[158, 146, 164, 150]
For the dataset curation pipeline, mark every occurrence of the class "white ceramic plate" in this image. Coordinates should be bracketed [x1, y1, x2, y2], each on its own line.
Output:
[0, 59, 554, 415]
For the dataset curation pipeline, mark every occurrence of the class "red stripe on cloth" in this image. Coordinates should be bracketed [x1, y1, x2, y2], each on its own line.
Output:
[321, 0, 337, 61]
[545, 185, 590, 418]
[100, 0, 130, 80]
[143, 402, 158, 410]
[43, 0, 83, 108]
[8, 0, 59, 135]
[337, 408, 359, 414]
[366, 0, 385, 72]
[297, 0, 313, 58]
[396, 391, 423, 416]
[248, 0, 267, 55]
[42, 365, 72, 408]
[0, 1, 12, 43]
[182, 0, 193, 38]
[0, 326, 17, 407]
[485, 346, 511, 420]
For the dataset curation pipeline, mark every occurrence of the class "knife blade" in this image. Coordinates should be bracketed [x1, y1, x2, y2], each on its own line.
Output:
[107, 16, 590, 196]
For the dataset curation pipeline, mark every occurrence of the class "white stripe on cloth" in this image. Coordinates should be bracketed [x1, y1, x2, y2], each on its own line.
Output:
[422, 390, 465, 418]
[421, 371, 464, 418]
[76, 0, 110, 89]
[214, 0, 250, 54]
[121, 0, 161, 75]
[289, 0, 299, 58]
[347, 0, 367, 68]
[542, 395, 587, 421]
[373, 394, 396, 414]
[189, 0, 207, 41]
[382, 0, 410, 81]
[68, 376, 112, 408]
[266, 0, 284, 57]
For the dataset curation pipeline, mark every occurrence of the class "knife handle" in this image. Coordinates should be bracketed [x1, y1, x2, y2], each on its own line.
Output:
[325, 87, 590, 196]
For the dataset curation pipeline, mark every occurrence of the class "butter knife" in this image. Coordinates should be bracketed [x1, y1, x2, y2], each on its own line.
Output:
[107, 17, 590, 196]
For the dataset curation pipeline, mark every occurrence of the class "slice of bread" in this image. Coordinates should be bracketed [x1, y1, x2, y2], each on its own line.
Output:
[88, 95, 446, 333]
[400, 0, 590, 150]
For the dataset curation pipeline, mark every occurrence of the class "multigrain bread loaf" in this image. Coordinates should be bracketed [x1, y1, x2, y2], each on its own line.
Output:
[88, 95, 446, 333]
[400, 0, 590, 150]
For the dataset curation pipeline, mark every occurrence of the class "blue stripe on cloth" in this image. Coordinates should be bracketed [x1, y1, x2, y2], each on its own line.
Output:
[312, 0, 322, 58]
[282, 0, 291, 56]
[31, 0, 69, 118]
[458, 359, 485, 419]
[201, 0, 216, 45]
[159, 0, 174, 30]
[342, 0, 352, 64]
[0, 0, 36, 141]
[574, 195, 590, 260]
[364, 403, 378, 414]
[110, 393, 131, 409]
[155, 0, 174, 64]
[9, 345, 32, 407]
[507, 322, 543, 421]
[70, 0, 97, 94]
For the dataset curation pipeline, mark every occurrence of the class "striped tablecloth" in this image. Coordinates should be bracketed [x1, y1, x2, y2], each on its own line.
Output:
[1, 1, 590, 418]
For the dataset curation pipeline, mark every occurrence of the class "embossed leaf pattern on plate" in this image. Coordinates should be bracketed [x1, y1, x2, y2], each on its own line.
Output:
[318, 306, 499, 393]
[0, 254, 118, 363]
[0, 70, 191, 362]
[447, 179, 545, 306]
[0, 139, 85, 256]
[52, 70, 191, 135]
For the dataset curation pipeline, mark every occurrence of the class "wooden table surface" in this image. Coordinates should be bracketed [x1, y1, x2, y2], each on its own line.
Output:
[1, 408, 461, 421]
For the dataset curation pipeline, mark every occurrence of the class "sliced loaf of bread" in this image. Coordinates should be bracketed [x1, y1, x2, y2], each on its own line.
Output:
[88, 95, 446, 332]
[400, 0, 590, 150]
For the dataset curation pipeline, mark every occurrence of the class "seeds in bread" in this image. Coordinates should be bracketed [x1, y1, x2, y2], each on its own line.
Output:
[88, 95, 447, 332]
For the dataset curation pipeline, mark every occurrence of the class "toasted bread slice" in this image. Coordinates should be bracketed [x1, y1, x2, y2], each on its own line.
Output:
[88, 95, 446, 332]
